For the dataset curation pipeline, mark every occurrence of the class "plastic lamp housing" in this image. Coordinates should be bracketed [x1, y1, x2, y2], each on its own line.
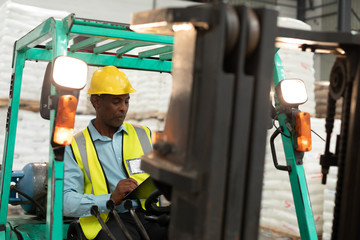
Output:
[52, 56, 88, 90]
[276, 79, 308, 107]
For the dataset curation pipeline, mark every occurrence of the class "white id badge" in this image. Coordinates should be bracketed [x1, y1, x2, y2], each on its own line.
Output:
[126, 158, 144, 175]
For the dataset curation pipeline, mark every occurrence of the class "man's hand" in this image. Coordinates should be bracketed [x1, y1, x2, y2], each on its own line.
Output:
[110, 178, 138, 205]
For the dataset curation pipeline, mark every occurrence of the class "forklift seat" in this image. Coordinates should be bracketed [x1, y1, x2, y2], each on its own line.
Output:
[67, 220, 86, 240]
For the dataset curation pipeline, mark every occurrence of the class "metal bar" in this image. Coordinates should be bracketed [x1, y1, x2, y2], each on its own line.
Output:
[351, 8, 360, 24]
[297, 0, 306, 21]
[69, 37, 105, 52]
[308, 0, 314, 9]
[116, 42, 151, 56]
[274, 51, 285, 82]
[25, 48, 172, 72]
[70, 24, 174, 45]
[106, 200, 133, 240]
[159, 52, 173, 60]
[251, 0, 338, 14]
[70, 52, 172, 72]
[235, 8, 278, 240]
[93, 40, 131, 54]
[73, 17, 130, 30]
[25, 48, 52, 61]
[278, 114, 318, 240]
[45, 40, 53, 50]
[46, 19, 68, 240]
[0, 50, 25, 231]
[138, 46, 173, 58]
[222, 10, 257, 239]
[15, 17, 55, 52]
[276, 27, 360, 48]
[274, 53, 318, 240]
[305, 1, 337, 11]
[305, 11, 337, 21]
[236, 0, 336, 11]
[251, 0, 296, 8]
[338, 0, 351, 31]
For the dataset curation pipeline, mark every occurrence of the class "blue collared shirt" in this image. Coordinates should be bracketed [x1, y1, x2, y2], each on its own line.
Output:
[63, 119, 139, 217]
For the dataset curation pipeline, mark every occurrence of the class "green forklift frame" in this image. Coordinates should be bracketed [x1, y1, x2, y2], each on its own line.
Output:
[0, 13, 173, 240]
[273, 52, 318, 240]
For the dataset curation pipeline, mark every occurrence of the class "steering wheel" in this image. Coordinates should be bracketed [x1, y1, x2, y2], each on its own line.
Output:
[145, 189, 171, 216]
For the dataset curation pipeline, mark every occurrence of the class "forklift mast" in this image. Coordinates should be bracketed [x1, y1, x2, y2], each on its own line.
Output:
[134, 4, 278, 240]
[132, 3, 360, 240]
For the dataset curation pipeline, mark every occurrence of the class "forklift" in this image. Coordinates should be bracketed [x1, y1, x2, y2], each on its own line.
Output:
[0, 13, 173, 240]
[1, 2, 360, 240]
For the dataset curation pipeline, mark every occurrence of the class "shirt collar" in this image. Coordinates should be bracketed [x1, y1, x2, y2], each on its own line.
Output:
[88, 119, 128, 141]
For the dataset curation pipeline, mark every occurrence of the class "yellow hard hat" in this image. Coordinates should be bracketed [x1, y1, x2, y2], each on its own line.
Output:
[87, 66, 136, 95]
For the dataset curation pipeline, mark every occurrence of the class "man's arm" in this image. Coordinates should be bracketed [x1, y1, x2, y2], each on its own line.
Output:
[63, 145, 111, 217]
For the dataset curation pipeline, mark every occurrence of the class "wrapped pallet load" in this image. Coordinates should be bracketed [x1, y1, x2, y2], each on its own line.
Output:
[0, 1, 69, 170]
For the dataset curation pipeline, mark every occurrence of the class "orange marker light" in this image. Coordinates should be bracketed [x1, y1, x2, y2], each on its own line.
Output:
[295, 112, 312, 152]
[152, 131, 163, 145]
[53, 95, 78, 145]
[152, 131, 158, 145]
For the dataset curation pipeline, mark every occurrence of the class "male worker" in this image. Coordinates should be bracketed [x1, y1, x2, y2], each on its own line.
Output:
[63, 66, 167, 240]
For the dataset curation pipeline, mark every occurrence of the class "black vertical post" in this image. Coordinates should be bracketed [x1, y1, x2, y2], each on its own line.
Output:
[338, 0, 351, 31]
[332, 47, 360, 240]
[297, 0, 306, 21]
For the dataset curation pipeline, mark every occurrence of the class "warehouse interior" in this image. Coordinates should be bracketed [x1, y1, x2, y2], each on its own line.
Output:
[0, 0, 359, 239]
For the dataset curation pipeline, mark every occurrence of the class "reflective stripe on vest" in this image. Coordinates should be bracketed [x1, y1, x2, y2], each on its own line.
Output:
[73, 131, 94, 194]
[133, 125, 152, 154]
[70, 122, 152, 239]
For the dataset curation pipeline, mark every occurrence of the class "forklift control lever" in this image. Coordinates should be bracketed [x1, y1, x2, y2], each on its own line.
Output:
[90, 205, 116, 240]
[123, 200, 150, 240]
[106, 200, 133, 240]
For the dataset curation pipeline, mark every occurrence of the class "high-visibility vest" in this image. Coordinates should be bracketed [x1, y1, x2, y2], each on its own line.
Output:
[70, 122, 152, 239]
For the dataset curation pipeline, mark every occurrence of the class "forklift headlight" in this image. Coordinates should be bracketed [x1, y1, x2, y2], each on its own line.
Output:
[276, 79, 308, 107]
[52, 56, 88, 90]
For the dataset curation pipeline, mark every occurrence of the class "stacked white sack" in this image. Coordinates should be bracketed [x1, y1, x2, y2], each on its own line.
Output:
[125, 69, 162, 119]
[120, 45, 172, 121]
[277, 17, 316, 115]
[120, 45, 172, 120]
[0, 0, 69, 103]
[124, 70, 171, 121]
[0, 109, 49, 170]
[157, 73, 172, 120]
[322, 167, 337, 240]
[322, 119, 341, 240]
[0, 109, 94, 171]
[0, 1, 68, 169]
